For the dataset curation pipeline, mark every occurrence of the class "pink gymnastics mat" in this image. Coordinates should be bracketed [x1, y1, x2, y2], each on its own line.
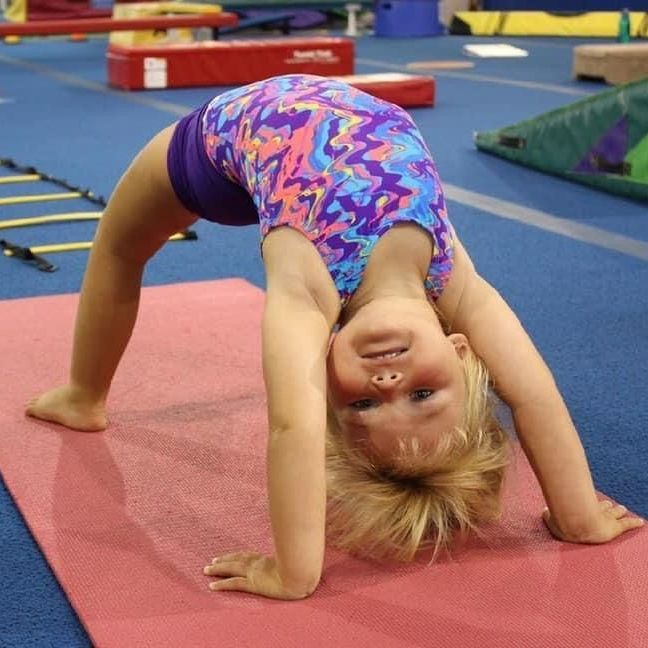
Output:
[1, 279, 646, 648]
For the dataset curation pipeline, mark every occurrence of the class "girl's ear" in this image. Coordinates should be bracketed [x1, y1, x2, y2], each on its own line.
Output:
[448, 333, 470, 359]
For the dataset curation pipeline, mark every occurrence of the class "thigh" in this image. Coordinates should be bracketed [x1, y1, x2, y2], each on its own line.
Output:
[94, 124, 198, 265]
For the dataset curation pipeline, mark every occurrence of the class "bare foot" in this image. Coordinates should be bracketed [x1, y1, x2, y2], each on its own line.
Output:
[25, 385, 107, 432]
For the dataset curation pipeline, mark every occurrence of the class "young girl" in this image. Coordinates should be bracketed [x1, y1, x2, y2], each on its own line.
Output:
[26, 74, 643, 600]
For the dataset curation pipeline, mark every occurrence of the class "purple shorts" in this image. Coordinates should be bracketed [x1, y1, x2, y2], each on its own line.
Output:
[166, 104, 259, 226]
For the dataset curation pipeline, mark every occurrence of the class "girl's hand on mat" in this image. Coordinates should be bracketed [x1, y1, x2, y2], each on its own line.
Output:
[543, 500, 645, 544]
[204, 552, 316, 600]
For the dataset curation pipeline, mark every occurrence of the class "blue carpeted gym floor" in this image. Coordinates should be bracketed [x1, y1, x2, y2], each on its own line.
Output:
[1, 30, 647, 647]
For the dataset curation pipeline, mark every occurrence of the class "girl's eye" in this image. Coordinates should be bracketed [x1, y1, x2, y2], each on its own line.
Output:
[411, 389, 434, 402]
[349, 399, 377, 411]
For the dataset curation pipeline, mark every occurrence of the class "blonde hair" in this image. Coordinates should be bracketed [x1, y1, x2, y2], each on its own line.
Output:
[325, 348, 511, 563]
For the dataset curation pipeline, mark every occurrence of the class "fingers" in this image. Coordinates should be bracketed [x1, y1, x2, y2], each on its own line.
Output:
[600, 500, 645, 532]
[621, 516, 645, 531]
[208, 577, 252, 593]
[204, 553, 267, 596]
[601, 500, 627, 518]
[204, 558, 251, 593]
[601, 500, 637, 520]
[204, 552, 259, 575]
[204, 561, 247, 578]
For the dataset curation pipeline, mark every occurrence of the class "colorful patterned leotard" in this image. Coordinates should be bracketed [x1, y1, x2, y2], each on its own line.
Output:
[168, 74, 454, 307]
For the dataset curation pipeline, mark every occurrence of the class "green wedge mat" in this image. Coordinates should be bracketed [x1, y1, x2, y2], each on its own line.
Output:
[475, 78, 648, 203]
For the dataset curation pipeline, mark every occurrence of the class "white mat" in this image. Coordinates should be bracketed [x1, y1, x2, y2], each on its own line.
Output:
[463, 44, 529, 58]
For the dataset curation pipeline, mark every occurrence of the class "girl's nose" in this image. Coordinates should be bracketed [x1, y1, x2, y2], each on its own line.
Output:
[370, 371, 403, 389]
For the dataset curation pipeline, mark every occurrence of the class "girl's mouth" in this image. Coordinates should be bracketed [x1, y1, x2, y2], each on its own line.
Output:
[361, 347, 408, 360]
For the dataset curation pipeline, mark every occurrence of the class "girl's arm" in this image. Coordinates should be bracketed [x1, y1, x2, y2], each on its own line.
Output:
[261, 279, 332, 595]
[453, 271, 600, 534]
[205, 280, 333, 600]
[205, 234, 339, 599]
[449, 239, 626, 539]
[204, 224, 342, 599]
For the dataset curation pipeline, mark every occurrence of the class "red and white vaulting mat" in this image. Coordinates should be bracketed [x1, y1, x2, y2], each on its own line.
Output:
[107, 38, 355, 89]
[0, 279, 646, 647]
